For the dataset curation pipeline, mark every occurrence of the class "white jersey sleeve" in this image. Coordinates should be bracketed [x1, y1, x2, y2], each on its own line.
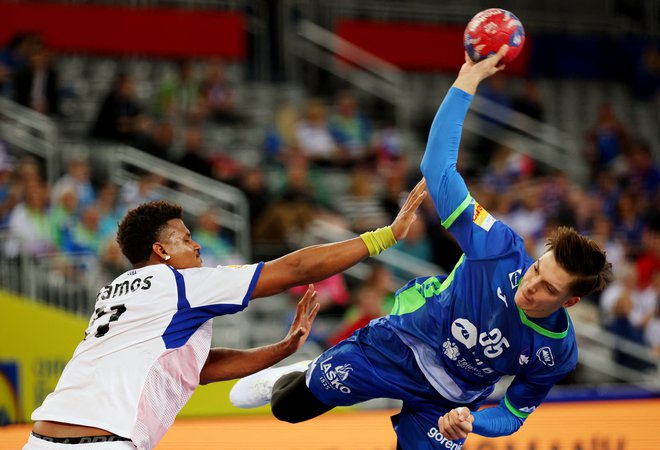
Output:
[178, 264, 262, 308]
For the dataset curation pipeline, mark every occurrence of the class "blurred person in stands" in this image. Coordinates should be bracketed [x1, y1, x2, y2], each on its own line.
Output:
[474, 74, 513, 163]
[51, 158, 96, 212]
[0, 32, 34, 97]
[590, 169, 620, 220]
[194, 208, 243, 267]
[589, 214, 626, 271]
[49, 186, 79, 251]
[600, 263, 655, 370]
[5, 178, 54, 258]
[481, 145, 532, 195]
[632, 44, 660, 100]
[210, 152, 243, 187]
[624, 139, 660, 200]
[96, 182, 124, 242]
[156, 59, 203, 123]
[391, 216, 433, 270]
[176, 125, 213, 178]
[61, 204, 104, 257]
[264, 103, 299, 166]
[288, 273, 351, 348]
[613, 190, 646, 256]
[200, 57, 244, 124]
[636, 210, 660, 290]
[295, 98, 341, 167]
[643, 270, 660, 356]
[120, 170, 164, 210]
[90, 73, 147, 144]
[326, 263, 395, 347]
[584, 102, 630, 179]
[13, 46, 60, 116]
[380, 173, 407, 221]
[26, 179, 426, 449]
[289, 273, 350, 319]
[0, 143, 18, 227]
[335, 166, 390, 233]
[139, 120, 175, 161]
[502, 181, 545, 244]
[253, 156, 333, 255]
[230, 47, 614, 449]
[236, 166, 273, 229]
[329, 90, 373, 167]
[512, 79, 545, 121]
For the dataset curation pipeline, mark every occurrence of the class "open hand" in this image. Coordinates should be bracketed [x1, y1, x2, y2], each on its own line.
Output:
[438, 407, 474, 441]
[282, 284, 320, 352]
[390, 179, 427, 241]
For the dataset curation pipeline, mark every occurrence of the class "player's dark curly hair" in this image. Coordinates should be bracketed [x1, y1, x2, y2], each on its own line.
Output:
[546, 226, 614, 298]
[117, 201, 183, 265]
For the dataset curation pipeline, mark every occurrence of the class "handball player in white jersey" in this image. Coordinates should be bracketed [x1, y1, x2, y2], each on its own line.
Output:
[25, 191, 426, 449]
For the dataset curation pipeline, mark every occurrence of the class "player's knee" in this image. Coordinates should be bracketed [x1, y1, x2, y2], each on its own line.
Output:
[271, 398, 304, 423]
[271, 371, 332, 423]
[271, 372, 306, 423]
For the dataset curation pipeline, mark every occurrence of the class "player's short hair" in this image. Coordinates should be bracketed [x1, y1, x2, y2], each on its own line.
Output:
[117, 201, 183, 265]
[546, 226, 613, 298]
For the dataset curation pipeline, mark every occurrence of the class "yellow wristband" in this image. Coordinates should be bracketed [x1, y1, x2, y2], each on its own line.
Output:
[360, 226, 397, 256]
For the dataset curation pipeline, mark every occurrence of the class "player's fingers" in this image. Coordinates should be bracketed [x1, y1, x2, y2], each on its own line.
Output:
[411, 178, 426, 195]
[456, 407, 470, 421]
[443, 419, 466, 440]
[294, 295, 306, 319]
[295, 326, 307, 338]
[493, 44, 509, 63]
[301, 285, 317, 311]
[304, 284, 315, 302]
[306, 301, 320, 323]
[438, 416, 456, 440]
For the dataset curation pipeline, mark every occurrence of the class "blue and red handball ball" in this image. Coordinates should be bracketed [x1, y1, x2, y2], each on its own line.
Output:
[463, 8, 525, 64]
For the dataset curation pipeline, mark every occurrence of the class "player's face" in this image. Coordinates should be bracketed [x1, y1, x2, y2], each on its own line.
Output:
[158, 219, 202, 269]
[514, 251, 579, 318]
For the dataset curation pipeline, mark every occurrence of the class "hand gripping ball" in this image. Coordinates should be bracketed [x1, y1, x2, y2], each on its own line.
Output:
[464, 8, 525, 64]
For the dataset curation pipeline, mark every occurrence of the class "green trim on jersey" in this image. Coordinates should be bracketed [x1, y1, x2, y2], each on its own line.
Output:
[517, 307, 570, 339]
[391, 255, 465, 316]
[441, 194, 472, 229]
[392, 284, 426, 316]
[504, 395, 531, 419]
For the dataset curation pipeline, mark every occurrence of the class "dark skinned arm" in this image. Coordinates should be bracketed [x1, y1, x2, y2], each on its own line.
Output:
[200, 285, 319, 384]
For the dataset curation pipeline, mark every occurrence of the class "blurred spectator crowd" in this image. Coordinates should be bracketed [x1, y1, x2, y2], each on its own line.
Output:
[1, 32, 659, 374]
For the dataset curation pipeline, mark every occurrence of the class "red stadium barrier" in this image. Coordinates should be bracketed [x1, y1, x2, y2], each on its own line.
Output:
[335, 19, 531, 75]
[0, 2, 246, 59]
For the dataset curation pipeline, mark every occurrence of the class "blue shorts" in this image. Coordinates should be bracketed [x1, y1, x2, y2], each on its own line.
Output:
[306, 319, 470, 450]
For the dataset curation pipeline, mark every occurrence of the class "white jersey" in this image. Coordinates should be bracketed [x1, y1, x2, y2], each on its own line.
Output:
[32, 262, 263, 450]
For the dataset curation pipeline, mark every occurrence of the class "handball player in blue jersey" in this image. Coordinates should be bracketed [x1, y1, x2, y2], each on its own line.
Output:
[230, 46, 614, 449]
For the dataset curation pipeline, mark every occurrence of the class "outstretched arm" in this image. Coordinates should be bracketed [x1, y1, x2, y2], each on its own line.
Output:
[251, 179, 427, 299]
[420, 47, 522, 258]
[421, 46, 508, 223]
[199, 285, 319, 384]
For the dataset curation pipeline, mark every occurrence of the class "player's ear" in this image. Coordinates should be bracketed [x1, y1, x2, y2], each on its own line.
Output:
[153, 242, 170, 262]
[562, 296, 580, 308]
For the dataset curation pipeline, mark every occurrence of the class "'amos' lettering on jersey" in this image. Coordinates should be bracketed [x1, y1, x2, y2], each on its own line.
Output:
[97, 276, 153, 301]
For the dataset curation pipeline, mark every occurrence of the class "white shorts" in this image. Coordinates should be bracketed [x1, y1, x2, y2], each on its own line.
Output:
[23, 434, 136, 450]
